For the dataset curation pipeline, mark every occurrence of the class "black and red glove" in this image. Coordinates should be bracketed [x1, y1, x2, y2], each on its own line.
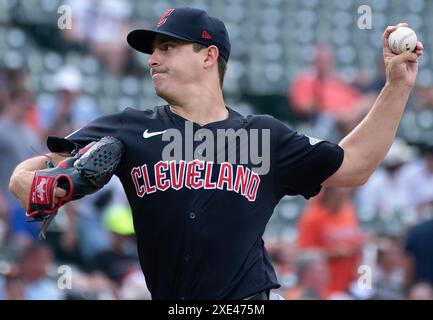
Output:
[26, 136, 124, 238]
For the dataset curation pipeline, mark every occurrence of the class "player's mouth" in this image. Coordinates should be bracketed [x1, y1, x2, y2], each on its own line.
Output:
[151, 70, 167, 80]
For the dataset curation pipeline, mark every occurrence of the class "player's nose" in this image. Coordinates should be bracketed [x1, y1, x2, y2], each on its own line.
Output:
[148, 51, 161, 69]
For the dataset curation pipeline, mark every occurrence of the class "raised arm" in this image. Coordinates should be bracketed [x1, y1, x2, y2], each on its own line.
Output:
[324, 23, 423, 187]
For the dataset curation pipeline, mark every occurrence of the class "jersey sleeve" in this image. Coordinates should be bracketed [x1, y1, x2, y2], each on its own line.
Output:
[46, 111, 124, 154]
[274, 119, 344, 200]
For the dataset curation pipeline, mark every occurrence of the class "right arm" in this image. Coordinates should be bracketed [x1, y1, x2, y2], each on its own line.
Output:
[9, 153, 69, 210]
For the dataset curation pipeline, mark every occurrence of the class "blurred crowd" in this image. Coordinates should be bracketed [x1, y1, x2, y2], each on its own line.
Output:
[267, 44, 433, 300]
[1, 0, 433, 300]
[0, 64, 151, 299]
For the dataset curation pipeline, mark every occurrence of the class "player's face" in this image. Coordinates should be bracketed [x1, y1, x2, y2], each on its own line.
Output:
[149, 36, 205, 102]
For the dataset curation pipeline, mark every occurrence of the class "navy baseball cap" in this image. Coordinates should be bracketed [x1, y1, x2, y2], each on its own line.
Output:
[127, 7, 231, 62]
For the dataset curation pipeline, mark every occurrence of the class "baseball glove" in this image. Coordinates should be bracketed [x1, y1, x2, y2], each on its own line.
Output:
[26, 136, 124, 239]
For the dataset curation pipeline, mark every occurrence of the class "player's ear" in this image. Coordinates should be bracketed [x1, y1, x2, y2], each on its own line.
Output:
[203, 45, 219, 69]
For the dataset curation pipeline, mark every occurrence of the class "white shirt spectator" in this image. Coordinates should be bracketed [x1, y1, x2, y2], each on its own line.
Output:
[67, 0, 132, 44]
[399, 158, 433, 210]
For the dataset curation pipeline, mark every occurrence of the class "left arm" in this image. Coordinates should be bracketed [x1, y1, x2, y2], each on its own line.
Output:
[324, 23, 423, 187]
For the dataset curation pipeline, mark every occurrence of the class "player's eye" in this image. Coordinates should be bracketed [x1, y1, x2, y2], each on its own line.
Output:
[161, 43, 174, 51]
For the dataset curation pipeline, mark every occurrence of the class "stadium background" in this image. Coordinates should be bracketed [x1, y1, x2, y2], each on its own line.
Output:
[1, 0, 433, 299]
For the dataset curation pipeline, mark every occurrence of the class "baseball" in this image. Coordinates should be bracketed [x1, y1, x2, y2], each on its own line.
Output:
[388, 26, 417, 55]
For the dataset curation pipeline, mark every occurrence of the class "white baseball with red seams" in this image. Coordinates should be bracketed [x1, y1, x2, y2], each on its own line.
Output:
[388, 26, 418, 55]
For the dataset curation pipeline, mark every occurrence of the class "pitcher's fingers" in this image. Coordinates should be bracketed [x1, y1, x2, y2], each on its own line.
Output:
[383, 25, 398, 48]
[415, 41, 423, 57]
[416, 41, 423, 51]
[396, 22, 409, 28]
[55, 187, 67, 198]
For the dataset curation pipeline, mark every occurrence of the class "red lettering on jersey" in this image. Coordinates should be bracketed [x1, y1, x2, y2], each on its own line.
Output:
[246, 171, 260, 201]
[131, 167, 145, 197]
[217, 163, 233, 191]
[131, 161, 260, 201]
[233, 166, 250, 196]
[204, 162, 216, 189]
[141, 164, 156, 194]
[190, 160, 204, 189]
[185, 160, 199, 189]
[155, 161, 170, 191]
[170, 160, 186, 190]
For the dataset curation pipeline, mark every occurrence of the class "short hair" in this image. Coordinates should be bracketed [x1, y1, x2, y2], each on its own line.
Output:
[192, 43, 227, 88]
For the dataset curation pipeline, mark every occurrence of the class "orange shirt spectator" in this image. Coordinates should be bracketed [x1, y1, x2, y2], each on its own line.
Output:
[297, 188, 365, 294]
[291, 73, 360, 115]
[289, 45, 361, 119]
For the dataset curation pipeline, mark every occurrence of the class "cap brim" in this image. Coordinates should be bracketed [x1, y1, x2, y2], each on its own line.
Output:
[127, 29, 193, 54]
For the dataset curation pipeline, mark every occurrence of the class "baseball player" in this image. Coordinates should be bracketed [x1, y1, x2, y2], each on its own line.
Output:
[9, 8, 423, 300]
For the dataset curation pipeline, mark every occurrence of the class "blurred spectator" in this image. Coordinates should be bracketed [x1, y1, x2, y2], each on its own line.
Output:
[44, 203, 83, 269]
[88, 205, 139, 285]
[410, 84, 433, 112]
[0, 188, 8, 220]
[403, 218, 433, 289]
[372, 237, 405, 300]
[0, 87, 41, 243]
[397, 142, 433, 217]
[407, 282, 433, 300]
[4, 69, 28, 92]
[0, 265, 25, 300]
[3, 276, 25, 300]
[353, 55, 386, 95]
[62, 0, 132, 75]
[297, 187, 365, 295]
[2, 69, 39, 134]
[289, 44, 362, 122]
[76, 177, 127, 260]
[19, 244, 64, 300]
[0, 215, 22, 263]
[0, 76, 7, 115]
[38, 66, 100, 140]
[356, 138, 417, 225]
[267, 243, 296, 293]
[0, 87, 40, 204]
[60, 266, 116, 300]
[118, 267, 151, 300]
[284, 249, 329, 300]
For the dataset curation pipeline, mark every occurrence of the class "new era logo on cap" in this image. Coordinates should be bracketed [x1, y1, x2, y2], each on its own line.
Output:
[127, 7, 231, 62]
[202, 31, 212, 40]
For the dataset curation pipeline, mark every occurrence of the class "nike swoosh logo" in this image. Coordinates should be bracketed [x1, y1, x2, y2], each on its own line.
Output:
[143, 129, 167, 139]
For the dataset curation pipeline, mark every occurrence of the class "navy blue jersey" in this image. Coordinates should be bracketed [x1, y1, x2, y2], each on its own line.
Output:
[48, 105, 344, 299]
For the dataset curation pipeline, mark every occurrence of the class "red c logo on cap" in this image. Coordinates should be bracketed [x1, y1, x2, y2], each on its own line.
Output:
[157, 8, 175, 28]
